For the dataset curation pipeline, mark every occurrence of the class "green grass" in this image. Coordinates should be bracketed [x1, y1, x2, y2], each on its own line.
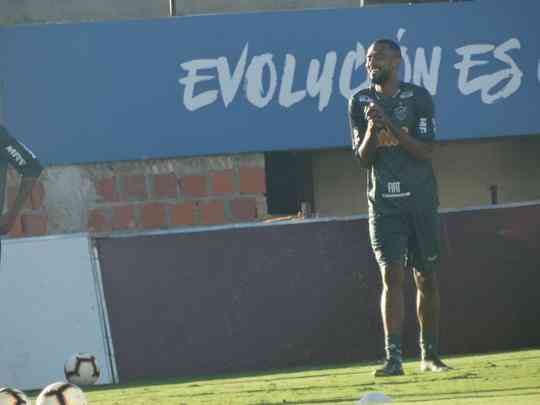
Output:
[35, 349, 540, 404]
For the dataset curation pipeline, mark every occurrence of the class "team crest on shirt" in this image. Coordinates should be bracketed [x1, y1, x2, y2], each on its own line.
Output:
[399, 90, 414, 99]
[393, 103, 408, 121]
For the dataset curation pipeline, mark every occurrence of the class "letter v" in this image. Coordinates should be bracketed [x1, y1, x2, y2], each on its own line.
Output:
[217, 43, 249, 107]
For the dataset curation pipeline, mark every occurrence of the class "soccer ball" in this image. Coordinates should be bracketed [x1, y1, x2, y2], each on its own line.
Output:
[0, 387, 30, 405]
[64, 353, 100, 385]
[36, 383, 86, 405]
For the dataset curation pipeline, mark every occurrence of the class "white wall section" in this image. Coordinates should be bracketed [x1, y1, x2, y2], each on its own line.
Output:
[0, 234, 115, 390]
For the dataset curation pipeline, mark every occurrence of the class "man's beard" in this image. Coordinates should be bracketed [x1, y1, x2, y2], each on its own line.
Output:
[371, 68, 390, 85]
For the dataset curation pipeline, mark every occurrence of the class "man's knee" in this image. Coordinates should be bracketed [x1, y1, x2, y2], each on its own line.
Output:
[414, 271, 438, 294]
[381, 263, 404, 290]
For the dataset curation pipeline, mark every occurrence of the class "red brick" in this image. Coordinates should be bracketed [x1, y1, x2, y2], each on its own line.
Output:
[21, 213, 48, 236]
[8, 215, 24, 238]
[180, 175, 207, 197]
[231, 198, 258, 221]
[200, 200, 226, 225]
[88, 208, 112, 233]
[31, 181, 45, 209]
[7, 186, 32, 210]
[142, 203, 168, 229]
[96, 177, 118, 202]
[113, 205, 137, 230]
[170, 202, 197, 226]
[153, 173, 178, 199]
[122, 175, 148, 200]
[210, 170, 234, 195]
[239, 167, 266, 194]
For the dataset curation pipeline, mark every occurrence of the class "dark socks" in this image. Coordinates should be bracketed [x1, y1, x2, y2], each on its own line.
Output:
[385, 334, 402, 362]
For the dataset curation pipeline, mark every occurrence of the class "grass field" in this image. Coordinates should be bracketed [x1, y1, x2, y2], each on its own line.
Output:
[34, 349, 540, 404]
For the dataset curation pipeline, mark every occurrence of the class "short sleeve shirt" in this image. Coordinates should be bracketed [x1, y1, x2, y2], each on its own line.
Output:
[348, 82, 439, 216]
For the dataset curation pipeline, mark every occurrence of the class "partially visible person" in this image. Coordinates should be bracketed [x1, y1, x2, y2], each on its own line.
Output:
[0, 125, 43, 240]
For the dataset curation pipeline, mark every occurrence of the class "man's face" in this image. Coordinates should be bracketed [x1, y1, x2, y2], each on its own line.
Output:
[366, 43, 399, 85]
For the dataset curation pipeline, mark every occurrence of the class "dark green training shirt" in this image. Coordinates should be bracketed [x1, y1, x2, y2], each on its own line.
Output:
[348, 82, 439, 216]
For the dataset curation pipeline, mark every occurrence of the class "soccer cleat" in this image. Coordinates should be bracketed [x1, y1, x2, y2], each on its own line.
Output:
[373, 358, 404, 377]
[421, 355, 452, 372]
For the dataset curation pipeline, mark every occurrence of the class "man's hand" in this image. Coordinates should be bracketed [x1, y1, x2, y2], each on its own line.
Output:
[366, 102, 392, 130]
[0, 213, 16, 235]
[367, 101, 434, 160]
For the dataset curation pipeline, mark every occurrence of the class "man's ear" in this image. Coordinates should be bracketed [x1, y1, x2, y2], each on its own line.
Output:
[392, 56, 401, 71]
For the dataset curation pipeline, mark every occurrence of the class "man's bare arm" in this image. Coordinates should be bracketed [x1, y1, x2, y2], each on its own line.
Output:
[356, 121, 380, 168]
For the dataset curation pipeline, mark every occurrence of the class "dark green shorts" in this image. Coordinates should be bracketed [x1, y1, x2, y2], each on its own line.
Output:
[368, 209, 441, 273]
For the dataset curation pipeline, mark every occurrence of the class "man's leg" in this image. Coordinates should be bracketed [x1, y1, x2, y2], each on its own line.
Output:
[413, 271, 440, 358]
[374, 263, 405, 376]
[414, 270, 450, 371]
[369, 214, 408, 376]
[381, 263, 405, 358]
[409, 208, 450, 371]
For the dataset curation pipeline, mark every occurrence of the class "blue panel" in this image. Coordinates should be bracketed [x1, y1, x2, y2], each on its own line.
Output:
[0, 0, 538, 164]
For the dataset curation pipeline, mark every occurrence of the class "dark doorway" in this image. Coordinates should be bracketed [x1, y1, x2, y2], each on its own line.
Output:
[265, 151, 314, 216]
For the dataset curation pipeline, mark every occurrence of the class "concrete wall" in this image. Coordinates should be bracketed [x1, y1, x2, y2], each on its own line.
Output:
[313, 136, 540, 216]
[173, 0, 452, 15]
[0, 0, 452, 25]
[5, 153, 267, 238]
[174, 0, 359, 15]
[0, 0, 170, 25]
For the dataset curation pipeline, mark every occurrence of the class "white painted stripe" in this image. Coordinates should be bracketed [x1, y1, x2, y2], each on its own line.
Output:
[90, 242, 119, 384]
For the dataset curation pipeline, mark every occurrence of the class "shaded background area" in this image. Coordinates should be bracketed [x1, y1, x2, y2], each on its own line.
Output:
[97, 203, 540, 382]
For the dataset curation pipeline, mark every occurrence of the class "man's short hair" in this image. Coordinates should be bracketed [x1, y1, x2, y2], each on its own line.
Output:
[373, 39, 402, 58]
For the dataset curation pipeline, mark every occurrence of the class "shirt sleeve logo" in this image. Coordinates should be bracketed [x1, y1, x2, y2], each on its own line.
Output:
[417, 118, 428, 135]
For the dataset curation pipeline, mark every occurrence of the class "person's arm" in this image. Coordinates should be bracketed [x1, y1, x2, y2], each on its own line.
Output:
[349, 96, 377, 168]
[371, 90, 436, 161]
[357, 116, 381, 168]
[0, 126, 43, 234]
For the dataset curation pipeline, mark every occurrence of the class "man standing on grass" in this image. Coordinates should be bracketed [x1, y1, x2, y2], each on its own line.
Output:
[348, 39, 450, 376]
[0, 125, 43, 241]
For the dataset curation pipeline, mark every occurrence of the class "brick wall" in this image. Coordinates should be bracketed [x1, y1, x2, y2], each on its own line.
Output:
[5, 171, 48, 238]
[5, 153, 267, 238]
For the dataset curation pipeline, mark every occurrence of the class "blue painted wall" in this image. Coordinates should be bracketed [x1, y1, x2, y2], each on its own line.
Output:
[0, 0, 538, 164]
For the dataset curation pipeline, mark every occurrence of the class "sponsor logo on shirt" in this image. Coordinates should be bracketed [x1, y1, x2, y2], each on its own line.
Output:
[376, 128, 399, 147]
[381, 181, 411, 198]
[5, 145, 27, 166]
